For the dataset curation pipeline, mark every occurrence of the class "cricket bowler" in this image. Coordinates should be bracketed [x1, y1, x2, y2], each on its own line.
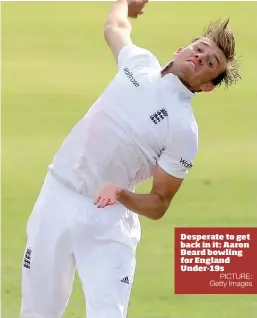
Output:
[20, 0, 240, 317]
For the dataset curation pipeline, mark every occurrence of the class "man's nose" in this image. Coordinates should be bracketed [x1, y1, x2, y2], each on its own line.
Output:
[195, 54, 204, 65]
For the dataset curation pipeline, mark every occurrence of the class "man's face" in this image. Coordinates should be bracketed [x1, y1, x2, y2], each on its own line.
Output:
[173, 37, 227, 91]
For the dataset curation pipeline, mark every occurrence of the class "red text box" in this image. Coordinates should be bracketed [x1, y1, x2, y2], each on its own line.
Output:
[174, 227, 257, 294]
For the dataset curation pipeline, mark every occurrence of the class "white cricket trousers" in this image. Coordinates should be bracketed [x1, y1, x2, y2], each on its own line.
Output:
[20, 172, 141, 318]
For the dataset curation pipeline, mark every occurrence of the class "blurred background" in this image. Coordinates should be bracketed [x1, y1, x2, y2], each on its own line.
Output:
[2, 1, 257, 317]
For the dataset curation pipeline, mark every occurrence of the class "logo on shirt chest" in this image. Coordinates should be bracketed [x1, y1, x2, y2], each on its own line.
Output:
[150, 109, 168, 124]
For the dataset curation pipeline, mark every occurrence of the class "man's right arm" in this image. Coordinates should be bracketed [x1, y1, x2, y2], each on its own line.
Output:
[104, 0, 146, 65]
[104, 0, 132, 64]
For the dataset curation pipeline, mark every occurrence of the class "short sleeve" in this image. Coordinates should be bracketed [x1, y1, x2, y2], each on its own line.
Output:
[158, 124, 198, 179]
[117, 44, 160, 72]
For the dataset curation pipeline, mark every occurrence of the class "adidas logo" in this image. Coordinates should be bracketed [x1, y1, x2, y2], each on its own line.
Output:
[120, 276, 129, 284]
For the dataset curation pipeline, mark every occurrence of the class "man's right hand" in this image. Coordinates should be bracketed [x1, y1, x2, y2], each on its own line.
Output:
[128, 0, 148, 19]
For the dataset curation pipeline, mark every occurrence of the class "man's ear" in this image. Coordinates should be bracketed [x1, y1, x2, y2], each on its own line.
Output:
[174, 47, 183, 55]
[199, 82, 215, 92]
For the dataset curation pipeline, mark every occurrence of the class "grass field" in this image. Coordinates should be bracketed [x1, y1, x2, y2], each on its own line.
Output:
[2, 1, 257, 317]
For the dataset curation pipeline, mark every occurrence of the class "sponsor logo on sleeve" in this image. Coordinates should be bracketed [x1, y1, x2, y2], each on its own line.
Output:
[180, 157, 193, 169]
[123, 67, 140, 87]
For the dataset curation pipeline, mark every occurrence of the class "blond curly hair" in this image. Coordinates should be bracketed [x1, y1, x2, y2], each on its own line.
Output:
[193, 19, 241, 88]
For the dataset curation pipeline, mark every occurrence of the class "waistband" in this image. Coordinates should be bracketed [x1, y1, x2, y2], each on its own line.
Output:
[48, 170, 94, 205]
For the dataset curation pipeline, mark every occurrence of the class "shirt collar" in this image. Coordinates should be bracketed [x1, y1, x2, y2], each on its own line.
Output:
[160, 61, 195, 100]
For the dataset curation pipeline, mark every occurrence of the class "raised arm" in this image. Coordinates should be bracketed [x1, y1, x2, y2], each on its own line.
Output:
[104, 0, 148, 64]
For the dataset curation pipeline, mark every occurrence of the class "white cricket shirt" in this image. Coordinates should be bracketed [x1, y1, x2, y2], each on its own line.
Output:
[49, 44, 198, 198]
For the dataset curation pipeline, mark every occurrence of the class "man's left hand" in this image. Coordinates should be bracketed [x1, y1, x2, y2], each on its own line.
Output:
[94, 184, 123, 208]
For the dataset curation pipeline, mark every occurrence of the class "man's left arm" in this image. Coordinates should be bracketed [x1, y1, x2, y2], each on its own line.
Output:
[118, 165, 184, 220]
[94, 125, 198, 218]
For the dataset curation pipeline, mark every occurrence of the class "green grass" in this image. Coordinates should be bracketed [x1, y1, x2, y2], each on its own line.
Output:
[2, 2, 257, 317]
